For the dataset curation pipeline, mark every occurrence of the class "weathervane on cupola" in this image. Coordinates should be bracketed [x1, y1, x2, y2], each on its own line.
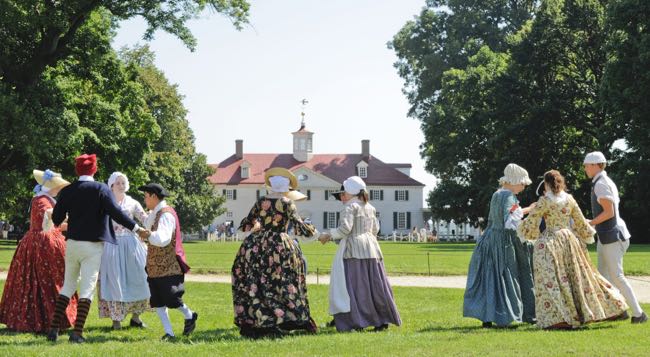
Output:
[292, 98, 314, 162]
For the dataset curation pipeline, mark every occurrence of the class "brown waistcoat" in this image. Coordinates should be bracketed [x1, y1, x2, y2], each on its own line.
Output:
[146, 207, 182, 278]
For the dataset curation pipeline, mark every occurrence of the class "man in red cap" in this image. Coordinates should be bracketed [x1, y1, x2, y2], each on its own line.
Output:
[48, 154, 150, 343]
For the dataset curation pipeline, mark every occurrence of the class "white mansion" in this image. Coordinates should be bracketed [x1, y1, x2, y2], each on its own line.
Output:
[209, 122, 428, 235]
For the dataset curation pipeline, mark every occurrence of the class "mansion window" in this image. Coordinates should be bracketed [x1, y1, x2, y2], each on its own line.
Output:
[223, 189, 237, 200]
[370, 189, 383, 201]
[395, 189, 409, 201]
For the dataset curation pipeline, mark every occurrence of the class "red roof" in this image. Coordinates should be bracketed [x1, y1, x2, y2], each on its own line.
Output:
[209, 154, 425, 187]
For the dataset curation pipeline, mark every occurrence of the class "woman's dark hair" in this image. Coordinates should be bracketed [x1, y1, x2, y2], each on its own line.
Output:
[544, 170, 566, 194]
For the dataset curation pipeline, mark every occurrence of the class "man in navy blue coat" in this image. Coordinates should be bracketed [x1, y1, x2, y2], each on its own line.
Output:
[47, 154, 148, 343]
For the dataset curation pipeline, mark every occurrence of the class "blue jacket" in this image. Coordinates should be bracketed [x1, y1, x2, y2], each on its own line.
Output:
[52, 180, 137, 244]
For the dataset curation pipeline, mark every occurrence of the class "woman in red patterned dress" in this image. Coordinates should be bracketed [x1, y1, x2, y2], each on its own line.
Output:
[0, 169, 78, 333]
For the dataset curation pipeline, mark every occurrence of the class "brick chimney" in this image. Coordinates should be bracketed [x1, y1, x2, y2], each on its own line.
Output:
[235, 139, 243, 160]
[361, 139, 370, 161]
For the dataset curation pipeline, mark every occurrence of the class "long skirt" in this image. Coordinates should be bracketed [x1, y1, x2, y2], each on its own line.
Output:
[334, 258, 401, 331]
[98, 232, 150, 321]
[532, 228, 627, 328]
[463, 227, 536, 326]
[0, 229, 77, 332]
[232, 231, 314, 333]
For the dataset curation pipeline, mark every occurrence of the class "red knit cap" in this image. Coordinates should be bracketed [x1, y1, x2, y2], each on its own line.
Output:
[75, 154, 98, 176]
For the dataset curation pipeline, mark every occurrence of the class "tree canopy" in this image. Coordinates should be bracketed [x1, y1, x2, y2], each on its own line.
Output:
[390, 0, 650, 242]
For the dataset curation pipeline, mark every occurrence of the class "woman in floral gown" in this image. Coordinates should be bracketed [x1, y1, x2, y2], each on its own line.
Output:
[0, 169, 78, 332]
[231, 168, 319, 338]
[518, 170, 628, 329]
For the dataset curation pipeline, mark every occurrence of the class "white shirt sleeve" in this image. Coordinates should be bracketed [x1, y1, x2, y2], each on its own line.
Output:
[505, 206, 524, 230]
[594, 181, 615, 203]
[42, 208, 54, 232]
[148, 212, 175, 247]
[329, 205, 355, 241]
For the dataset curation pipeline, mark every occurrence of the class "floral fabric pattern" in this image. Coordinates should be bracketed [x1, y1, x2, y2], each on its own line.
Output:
[518, 195, 628, 328]
[232, 196, 316, 329]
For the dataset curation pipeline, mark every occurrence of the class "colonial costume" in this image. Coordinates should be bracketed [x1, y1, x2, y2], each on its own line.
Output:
[0, 170, 77, 332]
[48, 154, 141, 343]
[98, 172, 150, 328]
[138, 183, 196, 340]
[463, 164, 536, 327]
[231, 168, 318, 338]
[326, 176, 401, 332]
[518, 184, 628, 328]
[585, 152, 647, 323]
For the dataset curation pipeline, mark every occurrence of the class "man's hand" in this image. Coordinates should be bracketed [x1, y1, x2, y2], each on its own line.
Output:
[319, 233, 331, 245]
[137, 228, 151, 241]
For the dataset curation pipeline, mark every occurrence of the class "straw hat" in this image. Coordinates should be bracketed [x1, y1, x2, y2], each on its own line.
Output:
[33, 169, 70, 190]
[498, 164, 532, 186]
[286, 190, 308, 202]
[264, 167, 298, 190]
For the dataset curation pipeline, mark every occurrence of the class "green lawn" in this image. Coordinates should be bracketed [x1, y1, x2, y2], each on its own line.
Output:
[2, 240, 650, 276]
[0, 282, 648, 356]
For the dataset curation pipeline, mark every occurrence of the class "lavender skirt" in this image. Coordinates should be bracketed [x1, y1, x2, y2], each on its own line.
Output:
[334, 258, 402, 331]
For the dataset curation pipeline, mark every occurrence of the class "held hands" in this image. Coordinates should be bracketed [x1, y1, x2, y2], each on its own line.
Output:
[137, 228, 152, 242]
[319, 233, 331, 245]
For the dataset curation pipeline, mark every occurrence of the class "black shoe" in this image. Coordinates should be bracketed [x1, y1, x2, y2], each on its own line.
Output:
[161, 333, 176, 341]
[482, 322, 493, 328]
[373, 324, 389, 332]
[609, 311, 629, 321]
[183, 312, 198, 336]
[68, 333, 85, 344]
[129, 318, 147, 328]
[46, 328, 59, 342]
[631, 312, 648, 324]
[327, 319, 336, 327]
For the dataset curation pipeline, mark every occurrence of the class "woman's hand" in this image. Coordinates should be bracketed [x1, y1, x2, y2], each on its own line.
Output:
[319, 233, 331, 245]
[59, 222, 68, 232]
[251, 221, 262, 233]
[522, 202, 537, 215]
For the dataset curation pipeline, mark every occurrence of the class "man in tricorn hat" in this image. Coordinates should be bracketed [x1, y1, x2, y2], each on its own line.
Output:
[138, 183, 197, 340]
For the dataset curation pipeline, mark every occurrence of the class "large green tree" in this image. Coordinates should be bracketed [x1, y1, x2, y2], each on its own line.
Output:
[601, 0, 650, 241]
[0, 1, 245, 231]
[390, 0, 644, 239]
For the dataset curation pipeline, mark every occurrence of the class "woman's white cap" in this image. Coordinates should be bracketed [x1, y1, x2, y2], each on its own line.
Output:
[499, 163, 532, 186]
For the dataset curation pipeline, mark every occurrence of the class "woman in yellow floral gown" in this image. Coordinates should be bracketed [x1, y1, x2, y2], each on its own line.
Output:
[518, 170, 628, 329]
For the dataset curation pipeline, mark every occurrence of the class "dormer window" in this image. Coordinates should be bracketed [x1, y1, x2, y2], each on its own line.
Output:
[356, 161, 368, 178]
[240, 161, 251, 179]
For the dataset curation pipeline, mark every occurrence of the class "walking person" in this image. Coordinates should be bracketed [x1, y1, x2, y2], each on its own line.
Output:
[97, 172, 150, 330]
[463, 164, 536, 327]
[518, 170, 628, 329]
[583, 152, 647, 323]
[0, 169, 77, 333]
[319, 176, 401, 332]
[47, 154, 147, 343]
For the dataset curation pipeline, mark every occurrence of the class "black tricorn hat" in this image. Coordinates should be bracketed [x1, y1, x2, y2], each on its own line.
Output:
[331, 185, 345, 201]
[137, 183, 170, 198]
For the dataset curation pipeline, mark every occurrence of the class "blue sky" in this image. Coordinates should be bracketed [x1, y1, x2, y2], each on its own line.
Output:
[112, 0, 436, 202]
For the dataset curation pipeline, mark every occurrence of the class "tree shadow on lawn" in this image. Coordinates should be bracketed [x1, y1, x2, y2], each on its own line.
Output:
[418, 323, 617, 334]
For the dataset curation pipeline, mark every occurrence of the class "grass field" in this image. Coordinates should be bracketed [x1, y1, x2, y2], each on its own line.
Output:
[2, 240, 650, 276]
[0, 282, 648, 356]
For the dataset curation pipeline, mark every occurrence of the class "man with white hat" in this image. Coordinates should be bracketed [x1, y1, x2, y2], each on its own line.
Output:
[584, 151, 647, 324]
